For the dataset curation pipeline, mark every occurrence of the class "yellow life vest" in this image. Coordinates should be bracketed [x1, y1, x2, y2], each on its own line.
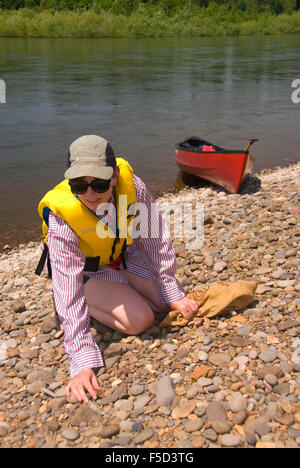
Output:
[38, 158, 136, 269]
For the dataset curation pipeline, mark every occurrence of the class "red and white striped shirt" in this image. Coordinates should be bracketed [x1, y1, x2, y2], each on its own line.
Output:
[47, 174, 185, 377]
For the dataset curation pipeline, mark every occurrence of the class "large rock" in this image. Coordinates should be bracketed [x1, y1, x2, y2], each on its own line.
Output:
[100, 425, 120, 439]
[155, 375, 176, 407]
[244, 415, 271, 434]
[41, 316, 57, 334]
[208, 353, 231, 367]
[70, 406, 100, 426]
[26, 369, 54, 385]
[12, 300, 26, 313]
[27, 380, 44, 395]
[206, 401, 228, 422]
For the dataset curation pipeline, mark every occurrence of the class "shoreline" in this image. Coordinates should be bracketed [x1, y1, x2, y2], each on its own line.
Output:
[1, 159, 300, 253]
[0, 160, 299, 448]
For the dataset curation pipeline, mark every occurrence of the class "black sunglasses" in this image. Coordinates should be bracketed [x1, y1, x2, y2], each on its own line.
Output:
[69, 178, 111, 194]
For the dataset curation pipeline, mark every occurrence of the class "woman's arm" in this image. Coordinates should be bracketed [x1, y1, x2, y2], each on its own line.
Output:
[48, 212, 104, 379]
[132, 175, 186, 304]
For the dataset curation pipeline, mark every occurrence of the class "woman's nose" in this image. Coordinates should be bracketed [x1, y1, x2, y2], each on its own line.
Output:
[86, 186, 95, 196]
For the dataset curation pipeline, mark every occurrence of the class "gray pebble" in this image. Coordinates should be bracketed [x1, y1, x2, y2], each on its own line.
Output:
[134, 428, 154, 444]
[229, 394, 248, 413]
[246, 432, 257, 446]
[203, 336, 212, 346]
[212, 420, 232, 434]
[203, 428, 217, 442]
[133, 395, 151, 411]
[273, 382, 290, 395]
[132, 422, 144, 432]
[266, 402, 277, 416]
[264, 374, 278, 386]
[130, 384, 144, 396]
[259, 347, 277, 362]
[197, 377, 213, 387]
[61, 428, 80, 441]
[185, 419, 203, 432]
[162, 343, 177, 354]
[220, 434, 241, 447]
[213, 262, 227, 272]
[198, 351, 208, 361]
[238, 327, 251, 337]
[155, 375, 176, 407]
[12, 300, 26, 313]
[255, 424, 271, 437]
[249, 350, 258, 359]
[187, 384, 200, 399]
[177, 440, 194, 448]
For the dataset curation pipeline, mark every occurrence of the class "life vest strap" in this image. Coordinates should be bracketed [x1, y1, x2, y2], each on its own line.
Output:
[121, 240, 128, 270]
[35, 242, 49, 276]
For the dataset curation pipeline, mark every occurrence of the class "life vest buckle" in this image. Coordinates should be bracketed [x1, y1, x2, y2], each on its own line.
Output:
[84, 256, 100, 272]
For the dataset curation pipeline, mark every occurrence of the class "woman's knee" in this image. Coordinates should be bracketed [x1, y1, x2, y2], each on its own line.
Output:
[126, 305, 155, 335]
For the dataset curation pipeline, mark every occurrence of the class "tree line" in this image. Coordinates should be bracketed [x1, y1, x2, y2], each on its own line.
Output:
[0, 0, 299, 15]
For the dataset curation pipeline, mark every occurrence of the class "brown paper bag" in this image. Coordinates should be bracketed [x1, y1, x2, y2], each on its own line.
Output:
[159, 280, 258, 328]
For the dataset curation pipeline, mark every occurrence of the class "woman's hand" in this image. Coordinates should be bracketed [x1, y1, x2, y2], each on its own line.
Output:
[168, 296, 198, 320]
[65, 368, 101, 404]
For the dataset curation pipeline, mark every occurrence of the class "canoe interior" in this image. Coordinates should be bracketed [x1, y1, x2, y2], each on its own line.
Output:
[176, 136, 247, 154]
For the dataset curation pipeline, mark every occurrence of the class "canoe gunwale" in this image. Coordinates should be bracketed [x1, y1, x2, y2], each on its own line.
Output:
[175, 136, 248, 155]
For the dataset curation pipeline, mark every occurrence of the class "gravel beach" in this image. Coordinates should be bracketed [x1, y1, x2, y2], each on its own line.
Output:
[0, 161, 299, 449]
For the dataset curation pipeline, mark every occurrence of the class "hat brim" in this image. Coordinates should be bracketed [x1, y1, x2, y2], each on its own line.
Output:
[64, 164, 114, 180]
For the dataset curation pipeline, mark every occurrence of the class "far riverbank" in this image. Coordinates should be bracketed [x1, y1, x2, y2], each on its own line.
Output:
[1, 8, 300, 38]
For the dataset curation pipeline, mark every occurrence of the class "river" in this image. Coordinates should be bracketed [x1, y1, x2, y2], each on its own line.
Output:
[0, 35, 300, 248]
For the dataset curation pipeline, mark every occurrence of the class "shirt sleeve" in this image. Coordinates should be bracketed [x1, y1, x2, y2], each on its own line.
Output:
[132, 175, 185, 304]
[48, 211, 104, 378]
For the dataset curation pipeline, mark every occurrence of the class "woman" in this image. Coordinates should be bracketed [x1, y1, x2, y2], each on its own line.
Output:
[38, 135, 198, 403]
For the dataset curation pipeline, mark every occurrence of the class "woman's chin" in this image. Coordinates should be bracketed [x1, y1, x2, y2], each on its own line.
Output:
[83, 199, 102, 211]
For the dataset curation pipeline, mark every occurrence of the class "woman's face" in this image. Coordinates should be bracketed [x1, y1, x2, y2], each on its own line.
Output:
[77, 168, 119, 211]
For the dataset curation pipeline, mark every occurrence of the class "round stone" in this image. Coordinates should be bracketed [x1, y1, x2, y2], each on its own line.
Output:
[264, 374, 278, 386]
[203, 336, 212, 346]
[212, 421, 232, 434]
[61, 428, 80, 441]
[185, 419, 203, 433]
[220, 434, 241, 447]
[229, 394, 248, 413]
[198, 351, 208, 361]
[213, 262, 227, 273]
[0, 423, 9, 437]
[249, 350, 258, 359]
[197, 377, 213, 387]
[130, 384, 144, 396]
[235, 356, 249, 367]
[259, 348, 277, 363]
[238, 327, 251, 337]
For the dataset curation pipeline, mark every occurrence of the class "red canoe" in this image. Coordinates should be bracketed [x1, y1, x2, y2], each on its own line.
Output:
[175, 137, 252, 194]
